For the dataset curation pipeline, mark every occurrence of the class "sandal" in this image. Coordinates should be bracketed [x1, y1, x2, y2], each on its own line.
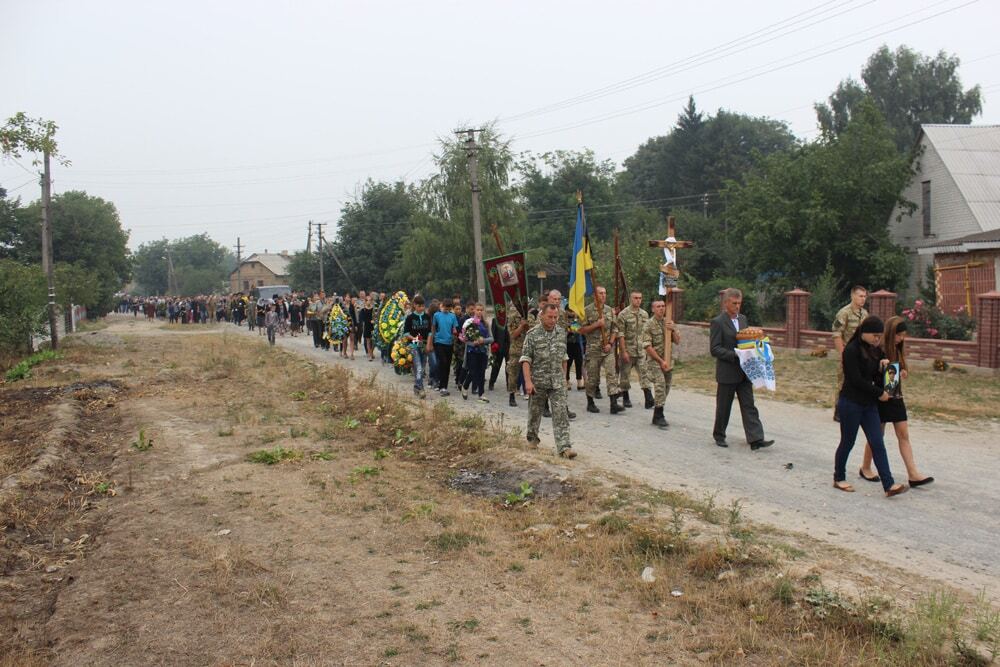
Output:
[833, 481, 855, 493]
[885, 484, 908, 497]
[858, 468, 880, 483]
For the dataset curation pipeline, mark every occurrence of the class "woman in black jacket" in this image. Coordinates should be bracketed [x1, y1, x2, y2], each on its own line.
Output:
[833, 316, 907, 497]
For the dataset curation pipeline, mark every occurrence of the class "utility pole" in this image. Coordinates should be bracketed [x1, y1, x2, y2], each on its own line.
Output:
[315, 222, 326, 294]
[235, 237, 243, 293]
[40, 149, 58, 349]
[166, 246, 178, 295]
[306, 220, 312, 254]
[702, 192, 710, 218]
[457, 128, 486, 305]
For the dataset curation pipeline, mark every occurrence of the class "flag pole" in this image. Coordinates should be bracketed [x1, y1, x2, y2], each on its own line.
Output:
[578, 190, 607, 347]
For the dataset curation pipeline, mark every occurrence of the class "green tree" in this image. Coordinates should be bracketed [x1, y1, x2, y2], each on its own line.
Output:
[724, 100, 912, 292]
[816, 45, 982, 152]
[285, 249, 324, 294]
[12, 191, 130, 314]
[132, 234, 234, 295]
[0, 259, 47, 353]
[390, 126, 522, 297]
[621, 97, 795, 206]
[330, 180, 417, 293]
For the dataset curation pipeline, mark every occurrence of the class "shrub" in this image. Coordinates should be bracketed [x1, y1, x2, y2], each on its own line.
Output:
[682, 276, 760, 324]
[900, 299, 975, 340]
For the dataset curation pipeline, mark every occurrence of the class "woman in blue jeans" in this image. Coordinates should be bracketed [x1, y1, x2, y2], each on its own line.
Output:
[833, 316, 907, 497]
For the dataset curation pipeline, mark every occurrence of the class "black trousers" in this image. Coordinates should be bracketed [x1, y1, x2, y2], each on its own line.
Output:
[310, 320, 323, 348]
[434, 343, 453, 390]
[713, 378, 765, 443]
[566, 341, 584, 380]
[488, 351, 505, 388]
[463, 352, 488, 396]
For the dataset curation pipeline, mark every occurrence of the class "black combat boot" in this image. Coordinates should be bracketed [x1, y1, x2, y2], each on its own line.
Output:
[643, 388, 654, 409]
[651, 406, 668, 429]
[509, 393, 517, 407]
[586, 396, 600, 413]
[621, 390, 632, 408]
[594, 387, 603, 399]
[610, 394, 625, 415]
[566, 407, 576, 420]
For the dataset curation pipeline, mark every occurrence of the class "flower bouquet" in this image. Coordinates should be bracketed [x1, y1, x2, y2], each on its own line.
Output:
[326, 304, 350, 343]
[390, 339, 413, 375]
[459, 316, 484, 345]
[375, 291, 409, 351]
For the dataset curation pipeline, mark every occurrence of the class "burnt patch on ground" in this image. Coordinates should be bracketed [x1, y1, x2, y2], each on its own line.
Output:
[448, 466, 573, 500]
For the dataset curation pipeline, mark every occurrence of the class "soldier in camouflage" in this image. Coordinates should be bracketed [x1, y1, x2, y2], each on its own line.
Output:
[580, 286, 623, 415]
[505, 299, 536, 407]
[538, 290, 576, 420]
[521, 303, 575, 458]
[616, 290, 654, 409]
[641, 299, 681, 429]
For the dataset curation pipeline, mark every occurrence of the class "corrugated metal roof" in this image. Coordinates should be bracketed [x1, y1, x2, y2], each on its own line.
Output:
[922, 125, 1000, 231]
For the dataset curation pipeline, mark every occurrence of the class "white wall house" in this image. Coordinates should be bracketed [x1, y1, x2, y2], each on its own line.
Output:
[888, 125, 1000, 312]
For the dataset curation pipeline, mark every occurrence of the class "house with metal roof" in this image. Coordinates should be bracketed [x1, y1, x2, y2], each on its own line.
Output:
[228, 251, 291, 293]
[889, 124, 1000, 314]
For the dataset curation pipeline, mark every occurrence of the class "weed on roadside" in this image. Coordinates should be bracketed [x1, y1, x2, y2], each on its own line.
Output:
[247, 446, 301, 465]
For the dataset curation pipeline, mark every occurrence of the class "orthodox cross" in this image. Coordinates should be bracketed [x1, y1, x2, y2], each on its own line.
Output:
[647, 216, 693, 368]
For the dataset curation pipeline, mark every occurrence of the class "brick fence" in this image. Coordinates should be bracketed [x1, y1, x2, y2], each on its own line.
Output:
[675, 288, 1000, 369]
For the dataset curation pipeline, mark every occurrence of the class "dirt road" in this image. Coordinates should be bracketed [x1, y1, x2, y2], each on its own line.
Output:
[234, 320, 1000, 599]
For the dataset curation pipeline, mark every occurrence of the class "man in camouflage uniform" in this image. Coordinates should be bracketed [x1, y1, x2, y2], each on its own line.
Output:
[539, 289, 576, 420]
[642, 299, 681, 429]
[616, 290, 653, 409]
[831, 285, 869, 421]
[521, 303, 575, 458]
[505, 299, 536, 407]
[580, 286, 623, 415]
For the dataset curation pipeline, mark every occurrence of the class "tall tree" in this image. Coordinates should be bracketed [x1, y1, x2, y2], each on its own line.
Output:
[12, 191, 130, 314]
[132, 234, 234, 295]
[816, 45, 982, 152]
[725, 100, 913, 292]
[390, 126, 522, 297]
[330, 180, 417, 293]
[622, 97, 795, 207]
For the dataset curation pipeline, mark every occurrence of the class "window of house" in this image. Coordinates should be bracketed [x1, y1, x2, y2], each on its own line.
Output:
[257, 279, 264, 286]
[243, 280, 249, 290]
[921, 180, 931, 237]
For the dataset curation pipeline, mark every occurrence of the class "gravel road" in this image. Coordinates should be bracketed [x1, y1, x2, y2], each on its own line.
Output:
[228, 323, 1000, 598]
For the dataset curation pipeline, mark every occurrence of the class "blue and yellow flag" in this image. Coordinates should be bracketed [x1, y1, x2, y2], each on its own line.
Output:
[568, 204, 593, 320]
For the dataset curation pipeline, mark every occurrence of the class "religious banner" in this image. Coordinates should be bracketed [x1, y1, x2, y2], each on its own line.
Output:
[484, 251, 528, 328]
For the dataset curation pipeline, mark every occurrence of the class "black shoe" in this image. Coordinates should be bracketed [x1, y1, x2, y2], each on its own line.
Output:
[595, 388, 603, 399]
[714, 438, 728, 448]
[509, 393, 517, 408]
[651, 406, 667, 429]
[488, 383, 494, 391]
[526, 434, 540, 446]
[609, 394, 625, 415]
[586, 396, 600, 413]
[643, 389, 654, 409]
[859, 468, 881, 483]
[909, 476, 934, 487]
[750, 439, 774, 451]
[621, 391, 632, 408]
[567, 409, 576, 420]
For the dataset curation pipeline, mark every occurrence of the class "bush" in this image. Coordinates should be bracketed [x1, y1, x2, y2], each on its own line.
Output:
[0, 260, 48, 354]
[682, 276, 760, 324]
[900, 299, 975, 340]
[808, 265, 842, 331]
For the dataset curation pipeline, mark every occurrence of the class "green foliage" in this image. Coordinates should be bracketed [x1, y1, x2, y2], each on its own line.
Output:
[247, 446, 302, 464]
[0, 259, 48, 354]
[682, 276, 758, 323]
[724, 100, 911, 292]
[11, 191, 130, 314]
[430, 531, 484, 551]
[918, 264, 937, 305]
[0, 113, 68, 164]
[131, 429, 152, 451]
[808, 265, 842, 331]
[132, 233, 235, 296]
[621, 97, 796, 206]
[4, 349, 62, 381]
[502, 481, 534, 505]
[816, 45, 982, 152]
[900, 298, 975, 340]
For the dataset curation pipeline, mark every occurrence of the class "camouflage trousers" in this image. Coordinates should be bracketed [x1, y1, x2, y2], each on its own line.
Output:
[526, 385, 571, 453]
[644, 361, 674, 408]
[618, 352, 652, 391]
[585, 350, 620, 398]
[507, 347, 523, 394]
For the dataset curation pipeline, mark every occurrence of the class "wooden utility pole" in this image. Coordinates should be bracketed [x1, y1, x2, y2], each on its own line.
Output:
[458, 128, 487, 305]
[234, 237, 242, 292]
[40, 149, 58, 349]
[315, 222, 326, 294]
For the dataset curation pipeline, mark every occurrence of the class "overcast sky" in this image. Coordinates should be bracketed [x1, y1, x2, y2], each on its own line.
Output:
[2, 0, 998, 256]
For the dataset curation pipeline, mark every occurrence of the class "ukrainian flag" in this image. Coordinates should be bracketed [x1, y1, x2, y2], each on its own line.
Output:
[568, 203, 593, 320]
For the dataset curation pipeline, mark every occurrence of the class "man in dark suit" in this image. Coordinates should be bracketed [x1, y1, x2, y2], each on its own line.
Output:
[709, 288, 774, 451]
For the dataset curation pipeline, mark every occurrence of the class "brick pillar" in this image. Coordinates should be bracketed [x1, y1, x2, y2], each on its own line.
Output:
[976, 291, 1000, 368]
[667, 287, 685, 322]
[868, 289, 897, 322]
[784, 289, 811, 349]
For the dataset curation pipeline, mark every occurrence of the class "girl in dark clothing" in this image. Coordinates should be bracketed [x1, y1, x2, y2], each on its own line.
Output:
[359, 296, 375, 360]
[833, 317, 907, 497]
[565, 308, 584, 389]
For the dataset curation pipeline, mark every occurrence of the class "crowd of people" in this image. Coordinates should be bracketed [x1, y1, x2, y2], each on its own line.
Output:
[117, 283, 933, 497]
